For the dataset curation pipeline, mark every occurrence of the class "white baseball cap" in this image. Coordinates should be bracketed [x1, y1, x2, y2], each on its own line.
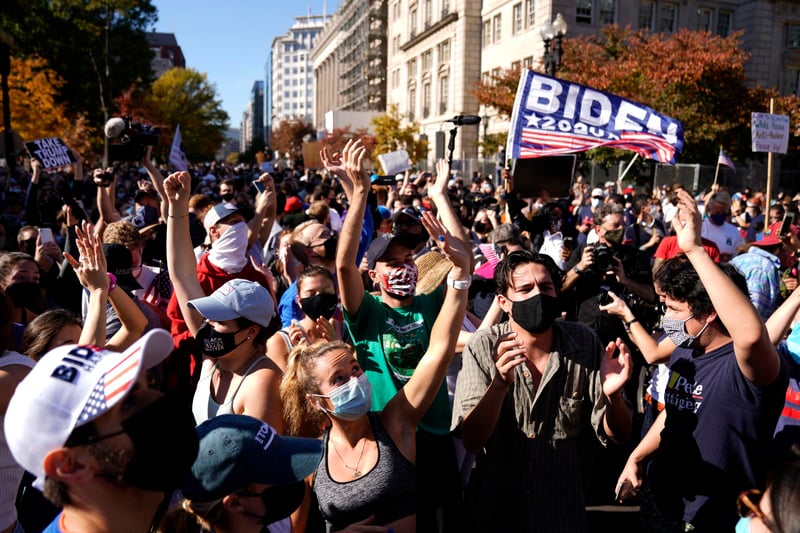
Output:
[4, 329, 174, 488]
[188, 278, 276, 327]
[203, 202, 243, 232]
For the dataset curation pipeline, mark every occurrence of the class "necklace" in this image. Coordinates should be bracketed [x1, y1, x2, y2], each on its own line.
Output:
[331, 429, 369, 478]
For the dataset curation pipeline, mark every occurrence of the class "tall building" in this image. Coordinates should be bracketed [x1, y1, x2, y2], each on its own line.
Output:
[269, 14, 331, 130]
[385, 0, 483, 171]
[312, 0, 388, 133]
[145, 32, 185, 78]
[240, 80, 265, 153]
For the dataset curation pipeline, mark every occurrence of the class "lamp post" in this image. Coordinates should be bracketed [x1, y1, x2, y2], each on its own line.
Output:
[540, 13, 568, 77]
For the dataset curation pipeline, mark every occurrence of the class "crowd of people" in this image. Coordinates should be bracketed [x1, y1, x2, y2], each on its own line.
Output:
[0, 138, 798, 533]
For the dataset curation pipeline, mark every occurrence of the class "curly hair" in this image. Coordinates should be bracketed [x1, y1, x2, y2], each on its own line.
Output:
[280, 340, 351, 437]
[103, 221, 143, 249]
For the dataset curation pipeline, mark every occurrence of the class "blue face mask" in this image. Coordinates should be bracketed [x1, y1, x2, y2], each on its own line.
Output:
[785, 326, 800, 366]
[735, 516, 752, 533]
[314, 374, 372, 421]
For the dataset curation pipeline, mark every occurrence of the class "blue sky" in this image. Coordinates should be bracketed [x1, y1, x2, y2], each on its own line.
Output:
[151, 0, 338, 129]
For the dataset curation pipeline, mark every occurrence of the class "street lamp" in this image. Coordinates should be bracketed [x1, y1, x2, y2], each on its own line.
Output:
[540, 13, 568, 77]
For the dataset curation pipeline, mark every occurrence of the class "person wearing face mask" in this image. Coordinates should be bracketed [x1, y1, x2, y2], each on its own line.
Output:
[615, 190, 787, 533]
[452, 250, 633, 532]
[0, 251, 46, 329]
[4, 329, 200, 533]
[279, 219, 468, 532]
[700, 190, 743, 262]
[267, 265, 341, 371]
[173, 415, 328, 533]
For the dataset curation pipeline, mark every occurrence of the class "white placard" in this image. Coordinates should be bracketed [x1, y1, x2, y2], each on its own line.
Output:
[751, 112, 790, 154]
[377, 149, 411, 175]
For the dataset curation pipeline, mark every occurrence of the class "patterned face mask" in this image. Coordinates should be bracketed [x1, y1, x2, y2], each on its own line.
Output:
[379, 263, 418, 297]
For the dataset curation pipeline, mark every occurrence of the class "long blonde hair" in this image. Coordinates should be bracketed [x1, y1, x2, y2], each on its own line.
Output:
[280, 340, 351, 437]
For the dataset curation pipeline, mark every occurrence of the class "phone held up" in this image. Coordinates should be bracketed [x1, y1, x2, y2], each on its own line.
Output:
[252, 180, 267, 194]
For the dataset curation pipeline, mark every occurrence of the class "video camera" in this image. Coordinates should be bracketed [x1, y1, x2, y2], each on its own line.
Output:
[104, 116, 160, 162]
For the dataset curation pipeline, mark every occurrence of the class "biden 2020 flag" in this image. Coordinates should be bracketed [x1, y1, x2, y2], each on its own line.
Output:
[507, 72, 684, 164]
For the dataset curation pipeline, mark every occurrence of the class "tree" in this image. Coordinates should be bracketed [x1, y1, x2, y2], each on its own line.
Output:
[473, 27, 779, 164]
[270, 120, 316, 160]
[370, 105, 428, 171]
[0, 56, 92, 158]
[143, 68, 229, 162]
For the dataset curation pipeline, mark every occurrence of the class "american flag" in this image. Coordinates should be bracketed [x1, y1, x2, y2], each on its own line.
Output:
[717, 148, 735, 169]
[78, 346, 142, 423]
[508, 71, 684, 164]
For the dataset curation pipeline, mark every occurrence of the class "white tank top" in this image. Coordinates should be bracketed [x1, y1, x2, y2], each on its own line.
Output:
[191, 356, 266, 424]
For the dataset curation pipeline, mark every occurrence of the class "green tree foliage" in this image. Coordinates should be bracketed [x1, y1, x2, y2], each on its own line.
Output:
[143, 68, 228, 162]
[473, 26, 783, 164]
[370, 105, 428, 172]
[1, 0, 156, 130]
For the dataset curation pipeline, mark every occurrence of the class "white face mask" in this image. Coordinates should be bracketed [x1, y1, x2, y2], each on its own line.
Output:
[209, 221, 249, 274]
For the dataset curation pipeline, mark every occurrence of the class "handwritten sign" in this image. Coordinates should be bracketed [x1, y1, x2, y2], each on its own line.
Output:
[751, 113, 790, 154]
[24, 138, 77, 170]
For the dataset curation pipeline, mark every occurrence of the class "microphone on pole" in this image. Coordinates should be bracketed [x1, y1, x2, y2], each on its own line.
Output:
[447, 115, 482, 126]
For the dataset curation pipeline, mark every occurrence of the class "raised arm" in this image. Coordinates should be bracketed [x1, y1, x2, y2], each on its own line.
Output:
[765, 285, 800, 345]
[599, 291, 674, 364]
[386, 212, 470, 427]
[248, 173, 275, 248]
[165, 171, 206, 336]
[94, 167, 121, 237]
[335, 140, 371, 316]
[63, 222, 109, 347]
[674, 189, 780, 386]
[142, 146, 169, 223]
[430, 159, 473, 267]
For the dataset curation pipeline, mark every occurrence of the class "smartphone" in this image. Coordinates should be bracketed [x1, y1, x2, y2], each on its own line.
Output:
[779, 212, 795, 236]
[252, 180, 266, 194]
[598, 285, 613, 306]
[59, 194, 87, 221]
[39, 228, 54, 243]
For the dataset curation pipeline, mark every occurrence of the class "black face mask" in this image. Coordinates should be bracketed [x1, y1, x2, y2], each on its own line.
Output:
[19, 237, 36, 257]
[474, 222, 489, 234]
[195, 322, 246, 358]
[5, 281, 45, 313]
[93, 394, 199, 492]
[323, 233, 338, 261]
[239, 481, 306, 526]
[510, 293, 561, 334]
[221, 192, 235, 202]
[300, 293, 338, 321]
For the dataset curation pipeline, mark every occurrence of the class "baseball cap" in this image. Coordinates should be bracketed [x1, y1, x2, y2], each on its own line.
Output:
[188, 278, 276, 327]
[591, 188, 604, 198]
[130, 205, 160, 233]
[204, 202, 243, 232]
[490, 223, 521, 245]
[376, 205, 391, 220]
[391, 206, 424, 224]
[284, 196, 304, 215]
[754, 221, 797, 247]
[604, 181, 615, 188]
[365, 233, 420, 270]
[103, 243, 142, 292]
[4, 329, 174, 488]
[181, 414, 322, 502]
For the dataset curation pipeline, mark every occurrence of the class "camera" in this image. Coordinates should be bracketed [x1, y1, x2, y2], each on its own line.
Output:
[591, 242, 617, 273]
[104, 116, 160, 162]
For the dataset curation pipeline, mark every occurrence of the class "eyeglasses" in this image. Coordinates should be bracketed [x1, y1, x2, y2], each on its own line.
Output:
[737, 489, 764, 520]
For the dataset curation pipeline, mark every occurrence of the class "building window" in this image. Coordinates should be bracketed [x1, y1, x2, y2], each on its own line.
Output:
[439, 75, 448, 114]
[511, 60, 522, 71]
[410, 9, 418, 38]
[483, 20, 492, 47]
[407, 58, 417, 78]
[441, 0, 450, 17]
[786, 24, 800, 48]
[576, 0, 592, 24]
[492, 14, 502, 43]
[523, 56, 534, 69]
[525, 0, 535, 28]
[423, 82, 431, 118]
[599, 0, 616, 25]
[482, 71, 490, 85]
[660, 4, 678, 32]
[422, 49, 433, 71]
[696, 8, 712, 32]
[392, 69, 400, 88]
[424, 0, 432, 29]
[409, 88, 416, 120]
[717, 11, 732, 37]
[513, 3, 523, 34]
[439, 39, 451, 62]
[638, 1, 654, 29]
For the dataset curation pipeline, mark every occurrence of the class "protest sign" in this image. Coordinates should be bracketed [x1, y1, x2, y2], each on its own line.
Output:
[377, 149, 411, 175]
[24, 138, 77, 170]
[507, 72, 684, 164]
[751, 113, 790, 154]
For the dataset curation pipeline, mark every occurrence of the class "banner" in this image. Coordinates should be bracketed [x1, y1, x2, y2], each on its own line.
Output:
[169, 124, 189, 171]
[24, 138, 77, 170]
[751, 112, 789, 154]
[507, 72, 684, 164]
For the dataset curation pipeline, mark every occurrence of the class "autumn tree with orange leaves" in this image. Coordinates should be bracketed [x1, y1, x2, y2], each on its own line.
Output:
[474, 26, 796, 164]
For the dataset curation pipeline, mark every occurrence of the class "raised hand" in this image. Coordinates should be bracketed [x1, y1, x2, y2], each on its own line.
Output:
[428, 158, 450, 198]
[320, 146, 347, 180]
[493, 331, 527, 384]
[672, 189, 703, 254]
[64, 221, 109, 292]
[341, 139, 370, 190]
[163, 171, 192, 206]
[601, 338, 633, 399]
[419, 211, 469, 274]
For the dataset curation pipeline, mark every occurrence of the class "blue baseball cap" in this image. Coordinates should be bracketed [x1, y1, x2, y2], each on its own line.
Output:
[188, 278, 275, 327]
[182, 414, 322, 502]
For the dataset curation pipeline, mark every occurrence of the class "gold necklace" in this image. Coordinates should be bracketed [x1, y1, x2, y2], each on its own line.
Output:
[331, 430, 369, 478]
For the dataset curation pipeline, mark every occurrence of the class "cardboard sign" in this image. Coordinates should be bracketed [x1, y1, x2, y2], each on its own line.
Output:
[377, 150, 411, 175]
[25, 137, 77, 170]
[751, 112, 790, 154]
[511, 154, 576, 198]
[302, 141, 323, 169]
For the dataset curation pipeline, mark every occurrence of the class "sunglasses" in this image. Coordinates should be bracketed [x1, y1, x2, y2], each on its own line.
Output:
[737, 489, 764, 520]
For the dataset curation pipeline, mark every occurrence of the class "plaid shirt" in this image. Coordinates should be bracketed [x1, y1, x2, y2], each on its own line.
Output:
[730, 246, 782, 319]
[452, 320, 610, 532]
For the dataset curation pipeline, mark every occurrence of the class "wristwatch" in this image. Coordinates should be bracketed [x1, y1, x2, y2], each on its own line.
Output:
[447, 272, 472, 290]
[573, 265, 583, 276]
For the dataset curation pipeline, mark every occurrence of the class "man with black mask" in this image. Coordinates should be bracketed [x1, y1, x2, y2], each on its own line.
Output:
[452, 250, 633, 532]
[4, 329, 199, 533]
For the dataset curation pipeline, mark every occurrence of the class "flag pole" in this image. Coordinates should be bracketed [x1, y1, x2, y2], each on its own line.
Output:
[618, 154, 639, 183]
[713, 146, 721, 187]
[766, 98, 775, 205]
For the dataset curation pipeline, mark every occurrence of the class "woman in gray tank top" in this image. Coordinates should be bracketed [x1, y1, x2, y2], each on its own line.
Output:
[280, 215, 470, 532]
